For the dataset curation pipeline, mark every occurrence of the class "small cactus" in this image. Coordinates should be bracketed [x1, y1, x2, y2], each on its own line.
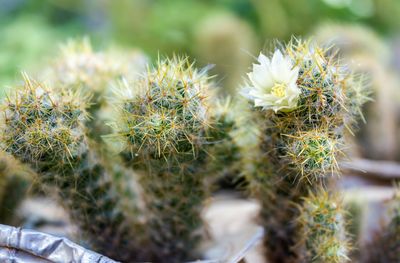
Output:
[285, 130, 339, 182]
[239, 38, 369, 262]
[112, 56, 213, 159]
[298, 190, 350, 263]
[0, 74, 147, 262]
[111, 56, 222, 262]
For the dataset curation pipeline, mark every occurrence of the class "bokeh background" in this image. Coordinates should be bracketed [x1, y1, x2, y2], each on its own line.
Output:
[1, 0, 400, 91]
[1, 0, 400, 261]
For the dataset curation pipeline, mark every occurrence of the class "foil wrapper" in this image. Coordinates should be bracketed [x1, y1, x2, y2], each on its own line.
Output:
[0, 224, 117, 263]
[0, 223, 263, 263]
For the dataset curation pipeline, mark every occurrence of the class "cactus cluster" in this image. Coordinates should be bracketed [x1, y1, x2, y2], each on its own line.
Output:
[0, 37, 372, 262]
[239, 38, 369, 263]
[0, 46, 230, 261]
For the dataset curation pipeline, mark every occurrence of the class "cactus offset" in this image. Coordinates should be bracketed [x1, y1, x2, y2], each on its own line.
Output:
[239, 38, 369, 263]
[0, 74, 147, 262]
[285, 130, 340, 182]
[298, 190, 350, 263]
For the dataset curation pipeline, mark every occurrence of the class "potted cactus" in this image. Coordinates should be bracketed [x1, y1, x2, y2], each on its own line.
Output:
[0, 37, 383, 263]
[0, 39, 236, 261]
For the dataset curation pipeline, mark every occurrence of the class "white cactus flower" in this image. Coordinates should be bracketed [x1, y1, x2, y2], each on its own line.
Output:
[241, 50, 301, 112]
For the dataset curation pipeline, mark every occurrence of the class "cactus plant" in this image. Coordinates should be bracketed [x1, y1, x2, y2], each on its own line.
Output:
[0, 36, 374, 263]
[0, 74, 148, 262]
[297, 189, 350, 263]
[110, 56, 229, 262]
[1, 48, 233, 261]
[239, 38, 369, 263]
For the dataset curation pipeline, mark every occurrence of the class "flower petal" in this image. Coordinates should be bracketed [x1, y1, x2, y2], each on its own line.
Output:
[249, 64, 273, 89]
[258, 52, 270, 66]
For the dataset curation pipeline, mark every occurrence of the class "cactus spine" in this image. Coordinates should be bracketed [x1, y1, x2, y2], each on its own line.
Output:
[0, 75, 147, 262]
[111, 56, 221, 262]
[239, 38, 369, 262]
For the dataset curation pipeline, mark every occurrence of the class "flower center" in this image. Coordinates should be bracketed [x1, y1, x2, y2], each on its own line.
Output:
[271, 83, 286, 98]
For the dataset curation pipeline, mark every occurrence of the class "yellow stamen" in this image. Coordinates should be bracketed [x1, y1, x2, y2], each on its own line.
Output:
[271, 83, 286, 98]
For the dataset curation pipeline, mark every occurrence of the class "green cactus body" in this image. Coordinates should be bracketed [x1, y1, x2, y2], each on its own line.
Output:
[298, 190, 349, 263]
[112, 56, 218, 262]
[206, 98, 242, 180]
[285, 130, 339, 182]
[0, 75, 147, 262]
[135, 158, 207, 262]
[239, 39, 369, 263]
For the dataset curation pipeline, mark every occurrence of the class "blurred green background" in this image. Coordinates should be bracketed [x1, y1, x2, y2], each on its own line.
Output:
[1, 0, 399, 91]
